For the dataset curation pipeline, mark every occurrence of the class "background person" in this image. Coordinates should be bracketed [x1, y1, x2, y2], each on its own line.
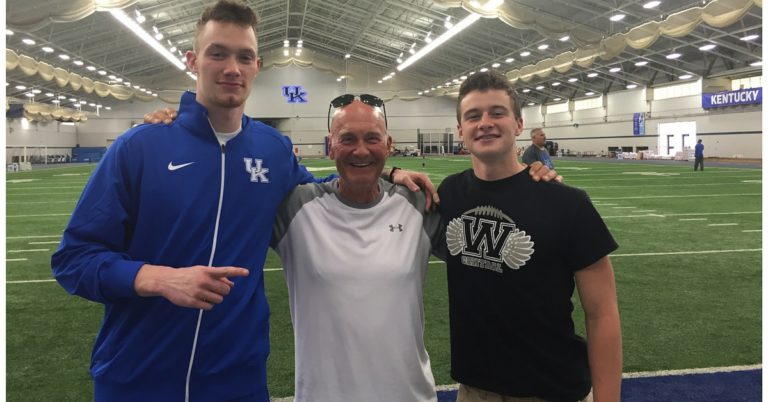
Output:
[694, 139, 704, 171]
[521, 127, 554, 169]
[437, 71, 622, 402]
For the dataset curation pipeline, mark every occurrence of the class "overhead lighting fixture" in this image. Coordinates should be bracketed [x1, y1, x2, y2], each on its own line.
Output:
[297, 40, 303, 48]
[522, 88, 531, 93]
[52, 99, 61, 104]
[98, 70, 107, 75]
[73, 60, 84, 66]
[587, 72, 598, 77]
[609, 14, 626, 21]
[699, 44, 716, 51]
[108, 75, 116, 80]
[480, 67, 489, 72]
[86, 66, 97, 71]
[22, 38, 36, 45]
[537, 44, 549, 50]
[15, 85, 27, 90]
[418, 91, 423, 95]
[553, 97, 562, 101]
[585, 91, 595, 96]
[559, 36, 570, 42]
[25, 93, 35, 97]
[283, 49, 289, 56]
[740, 34, 759, 41]
[108, 9, 186, 70]
[505, 57, 514, 63]
[609, 67, 621, 73]
[473, 0, 504, 11]
[551, 82, 561, 86]
[57, 95, 66, 99]
[520, 51, 531, 57]
[135, 10, 146, 24]
[527, 102, 536, 106]
[568, 77, 578, 82]
[31, 89, 41, 94]
[425, 32, 432, 43]
[750, 61, 762, 66]
[491, 62, 500, 68]
[535, 85, 544, 90]
[635, 60, 648, 66]
[444, 16, 454, 29]
[105, 106, 112, 110]
[69, 98, 77, 102]
[397, 13, 481, 71]
[678, 74, 693, 79]
[283, 40, 289, 47]
[460, 75, 467, 80]
[643, 1, 661, 8]
[59, 54, 71, 60]
[666, 52, 682, 59]
[344, 54, 351, 59]
[42, 47, 54, 53]
[626, 84, 638, 89]
[6, 29, 13, 35]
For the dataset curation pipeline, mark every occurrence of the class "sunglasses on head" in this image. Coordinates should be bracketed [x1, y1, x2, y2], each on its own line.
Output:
[327, 94, 387, 132]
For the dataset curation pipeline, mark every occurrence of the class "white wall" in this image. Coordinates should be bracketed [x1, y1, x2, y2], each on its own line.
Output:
[6, 118, 78, 162]
[6, 68, 763, 159]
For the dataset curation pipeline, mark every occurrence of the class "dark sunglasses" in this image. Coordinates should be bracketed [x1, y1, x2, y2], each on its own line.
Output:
[327, 94, 387, 132]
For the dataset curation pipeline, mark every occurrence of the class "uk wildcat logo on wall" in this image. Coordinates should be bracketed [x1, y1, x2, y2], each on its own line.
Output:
[445, 206, 534, 273]
[282, 86, 308, 103]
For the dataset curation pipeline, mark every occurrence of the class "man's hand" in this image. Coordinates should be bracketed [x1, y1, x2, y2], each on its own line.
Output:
[134, 264, 250, 310]
[392, 169, 440, 210]
[143, 107, 178, 124]
[528, 161, 563, 183]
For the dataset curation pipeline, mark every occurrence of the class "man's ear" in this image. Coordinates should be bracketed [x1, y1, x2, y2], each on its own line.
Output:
[514, 118, 524, 137]
[186, 51, 197, 74]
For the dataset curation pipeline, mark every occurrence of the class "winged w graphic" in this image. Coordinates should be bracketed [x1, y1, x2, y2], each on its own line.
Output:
[446, 212, 535, 270]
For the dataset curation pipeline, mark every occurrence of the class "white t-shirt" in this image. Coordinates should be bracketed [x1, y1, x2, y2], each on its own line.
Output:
[273, 179, 440, 402]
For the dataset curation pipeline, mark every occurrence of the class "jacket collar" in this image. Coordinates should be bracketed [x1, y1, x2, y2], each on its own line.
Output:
[176, 91, 251, 140]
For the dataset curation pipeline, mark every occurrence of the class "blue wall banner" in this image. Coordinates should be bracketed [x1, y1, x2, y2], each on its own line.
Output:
[632, 112, 645, 135]
[702, 88, 762, 109]
[282, 85, 308, 103]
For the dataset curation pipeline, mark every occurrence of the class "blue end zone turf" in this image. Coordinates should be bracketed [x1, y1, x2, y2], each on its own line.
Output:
[435, 369, 761, 402]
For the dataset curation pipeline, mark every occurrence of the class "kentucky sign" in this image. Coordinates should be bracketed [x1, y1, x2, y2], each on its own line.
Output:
[702, 87, 762, 109]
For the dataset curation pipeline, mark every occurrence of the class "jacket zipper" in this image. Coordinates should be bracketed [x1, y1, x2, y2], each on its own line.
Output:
[185, 142, 227, 402]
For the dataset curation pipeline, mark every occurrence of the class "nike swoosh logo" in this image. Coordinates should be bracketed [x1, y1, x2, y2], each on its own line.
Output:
[168, 161, 195, 171]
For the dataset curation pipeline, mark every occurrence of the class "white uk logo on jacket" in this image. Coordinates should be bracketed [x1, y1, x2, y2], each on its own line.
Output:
[244, 158, 270, 183]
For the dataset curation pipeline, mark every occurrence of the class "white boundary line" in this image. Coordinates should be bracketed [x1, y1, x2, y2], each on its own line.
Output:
[7, 235, 62, 239]
[603, 211, 760, 219]
[7, 213, 72, 218]
[707, 223, 738, 226]
[592, 193, 760, 200]
[7, 249, 50, 253]
[611, 248, 760, 257]
[6, 259, 28, 262]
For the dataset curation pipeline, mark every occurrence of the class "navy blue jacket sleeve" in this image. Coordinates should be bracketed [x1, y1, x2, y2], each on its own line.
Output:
[51, 135, 147, 303]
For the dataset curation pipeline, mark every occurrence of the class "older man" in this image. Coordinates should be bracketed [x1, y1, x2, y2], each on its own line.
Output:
[522, 127, 555, 169]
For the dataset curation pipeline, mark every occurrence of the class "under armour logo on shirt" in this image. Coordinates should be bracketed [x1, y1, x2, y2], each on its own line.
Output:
[389, 224, 403, 232]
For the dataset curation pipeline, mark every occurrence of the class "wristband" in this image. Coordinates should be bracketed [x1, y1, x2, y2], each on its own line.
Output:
[388, 166, 401, 183]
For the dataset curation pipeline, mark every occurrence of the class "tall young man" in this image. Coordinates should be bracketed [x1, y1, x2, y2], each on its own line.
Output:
[52, 2, 319, 401]
[437, 71, 622, 402]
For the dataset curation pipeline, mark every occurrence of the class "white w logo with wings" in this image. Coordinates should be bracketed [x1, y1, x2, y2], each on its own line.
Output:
[446, 206, 534, 270]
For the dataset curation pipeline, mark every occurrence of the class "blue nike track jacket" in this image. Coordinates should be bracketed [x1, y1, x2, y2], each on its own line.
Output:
[52, 91, 317, 402]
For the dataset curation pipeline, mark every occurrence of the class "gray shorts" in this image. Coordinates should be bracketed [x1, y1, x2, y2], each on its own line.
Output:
[456, 383, 593, 402]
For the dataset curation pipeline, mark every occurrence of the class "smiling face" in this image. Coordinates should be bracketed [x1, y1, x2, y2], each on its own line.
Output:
[531, 128, 547, 147]
[329, 101, 391, 203]
[457, 88, 523, 163]
[186, 20, 260, 112]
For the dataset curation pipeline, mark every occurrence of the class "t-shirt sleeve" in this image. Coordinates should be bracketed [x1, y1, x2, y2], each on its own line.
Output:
[562, 190, 619, 272]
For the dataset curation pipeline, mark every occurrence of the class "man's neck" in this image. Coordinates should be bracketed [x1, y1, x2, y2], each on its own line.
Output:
[338, 180, 380, 205]
[471, 150, 525, 181]
[207, 106, 244, 133]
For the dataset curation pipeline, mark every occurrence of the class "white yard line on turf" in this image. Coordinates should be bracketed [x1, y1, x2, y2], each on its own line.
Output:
[707, 223, 738, 226]
[742, 229, 762, 232]
[6, 201, 76, 204]
[7, 259, 28, 262]
[7, 249, 49, 253]
[610, 248, 760, 257]
[7, 235, 61, 239]
[592, 193, 759, 200]
[29, 241, 61, 244]
[603, 211, 760, 219]
[679, 218, 707, 221]
[7, 213, 73, 218]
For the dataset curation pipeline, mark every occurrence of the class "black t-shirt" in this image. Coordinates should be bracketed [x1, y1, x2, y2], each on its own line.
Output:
[437, 167, 618, 402]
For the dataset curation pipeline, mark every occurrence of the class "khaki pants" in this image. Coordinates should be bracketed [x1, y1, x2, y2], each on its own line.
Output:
[456, 383, 593, 402]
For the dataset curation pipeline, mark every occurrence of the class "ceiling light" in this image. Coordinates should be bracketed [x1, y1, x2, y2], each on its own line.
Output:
[444, 16, 453, 29]
[108, 75, 116, 80]
[86, 66, 96, 71]
[559, 36, 570, 42]
[460, 75, 467, 80]
[699, 44, 716, 51]
[89, 103, 96, 107]
[377, 80, 383, 84]
[491, 62, 500, 68]
[666, 52, 682, 59]
[522, 88, 531, 93]
[79, 100, 87, 104]
[105, 106, 112, 110]
[418, 91, 423, 95]
[397, 13, 480, 71]
[626, 84, 638, 89]
[69, 98, 77, 102]
[585, 91, 595, 96]
[169, 46, 177, 52]
[154, 33, 163, 40]
[445, 81, 451, 86]
[115, 78, 123, 82]
[73, 60, 84, 66]
[345, 54, 351, 59]
[124, 82, 131, 86]
[609, 14, 626, 21]
[98, 70, 107, 75]
[480, 67, 489, 72]
[520, 51, 531, 57]
[283, 49, 289, 56]
[453, 79, 460, 83]
[396, 57, 403, 63]
[336, 77, 342, 82]
[425, 32, 432, 43]
[15, 85, 26, 90]
[551, 82, 561, 86]
[568, 77, 578, 82]
[505, 57, 514, 63]
[535, 85, 544, 90]
[740, 34, 759, 41]
[678, 74, 693, 79]
[643, 1, 661, 8]
[283, 40, 289, 47]
[52, 99, 60, 104]
[31, 89, 41, 94]
[57, 95, 66, 99]
[136, 14, 146, 23]
[59, 54, 70, 60]
[22, 38, 36, 45]
[5, 29, 13, 35]
[537, 44, 549, 50]
[750, 61, 762, 66]
[42, 46, 54, 53]
[587, 72, 598, 77]
[528, 102, 536, 106]
[553, 97, 562, 101]
[609, 67, 621, 73]
[635, 60, 648, 66]
[25, 93, 35, 97]
[108, 9, 186, 70]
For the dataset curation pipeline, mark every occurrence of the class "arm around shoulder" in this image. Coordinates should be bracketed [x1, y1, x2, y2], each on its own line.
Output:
[575, 256, 622, 402]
